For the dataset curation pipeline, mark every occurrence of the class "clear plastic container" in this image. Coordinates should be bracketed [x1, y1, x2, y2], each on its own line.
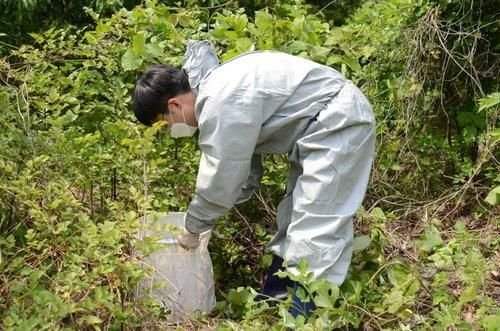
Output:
[137, 212, 215, 323]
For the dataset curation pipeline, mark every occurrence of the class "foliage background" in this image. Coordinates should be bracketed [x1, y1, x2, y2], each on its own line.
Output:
[0, 0, 498, 329]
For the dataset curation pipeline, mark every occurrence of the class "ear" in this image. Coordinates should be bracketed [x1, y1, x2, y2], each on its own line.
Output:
[166, 97, 182, 113]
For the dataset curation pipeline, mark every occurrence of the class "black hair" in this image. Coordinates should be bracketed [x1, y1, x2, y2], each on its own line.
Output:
[133, 65, 191, 126]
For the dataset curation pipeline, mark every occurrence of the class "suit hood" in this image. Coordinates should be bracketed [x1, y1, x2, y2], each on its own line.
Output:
[182, 40, 219, 95]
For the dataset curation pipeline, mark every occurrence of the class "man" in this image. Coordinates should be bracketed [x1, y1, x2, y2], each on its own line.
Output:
[133, 40, 375, 316]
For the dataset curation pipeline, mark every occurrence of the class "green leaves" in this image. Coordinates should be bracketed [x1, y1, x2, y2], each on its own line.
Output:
[132, 31, 147, 56]
[418, 223, 443, 253]
[485, 186, 500, 205]
[121, 49, 143, 71]
[480, 314, 500, 331]
[122, 32, 166, 71]
[310, 280, 339, 309]
[0, 3, 201, 329]
[478, 92, 500, 112]
[254, 11, 273, 31]
[380, 264, 420, 315]
[235, 37, 254, 53]
[353, 235, 371, 252]
[222, 287, 256, 318]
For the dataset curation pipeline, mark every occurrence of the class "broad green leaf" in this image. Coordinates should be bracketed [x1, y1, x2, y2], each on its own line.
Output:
[310, 45, 330, 62]
[478, 92, 500, 111]
[418, 224, 443, 252]
[343, 56, 361, 72]
[132, 31, 147, 56]
[235, 37, 254, 53]
[344, 280, 362, 303]
[226, 287, 251, 306]
[295, 286, 308, 302]
[385, 289, 404, 313]
[311, 280, 339, 308]
[312, 294, 333, 309]
[284, 41, 308, 54]
[353, 235, 371, 252]
[387, 264, 418, 294]
[326, 54, 343, 66]
[212, 28, 238, 40]
[280, 307, 297, 328]
[145, 43, 163, 58]
[369, 207, 386, 221]
[121, 49, 142, 71]
[227, 14, 248, 33]
[297, 258, 309, 273]
[324, 28, 344, 46]
[485, 186, 500, 205]
[255, 11, 273, 31]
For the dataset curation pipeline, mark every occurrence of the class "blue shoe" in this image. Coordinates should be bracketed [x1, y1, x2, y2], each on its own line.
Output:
[256, 255, 295, 302]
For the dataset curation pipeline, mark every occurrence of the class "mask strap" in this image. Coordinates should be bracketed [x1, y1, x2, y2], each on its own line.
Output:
[180, 106, 188, 124]
[168, 111, 175, 125]
[167, 104, 187, 125]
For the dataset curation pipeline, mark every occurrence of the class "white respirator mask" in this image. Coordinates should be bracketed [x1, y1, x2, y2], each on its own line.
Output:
[168, 108, 197, 138]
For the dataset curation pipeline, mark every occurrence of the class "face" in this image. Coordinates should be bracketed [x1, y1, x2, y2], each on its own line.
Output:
[155, 91, 197, 128]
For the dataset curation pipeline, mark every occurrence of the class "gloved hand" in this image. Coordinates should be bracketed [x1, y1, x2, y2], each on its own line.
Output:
[177, 228, 200, 250]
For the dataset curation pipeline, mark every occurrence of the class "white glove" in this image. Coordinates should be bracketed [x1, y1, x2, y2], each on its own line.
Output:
[177, 228, 200, 250]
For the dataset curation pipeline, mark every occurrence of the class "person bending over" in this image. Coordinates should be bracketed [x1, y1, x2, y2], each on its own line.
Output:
[133, 40, 376, 317]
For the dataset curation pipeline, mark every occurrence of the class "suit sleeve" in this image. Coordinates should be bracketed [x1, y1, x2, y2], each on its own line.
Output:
[235, 154, 264, 205]
[185, 96, 263, 234]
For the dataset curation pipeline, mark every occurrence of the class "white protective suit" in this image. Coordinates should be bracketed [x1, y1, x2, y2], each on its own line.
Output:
[182, 40, 375, 285]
